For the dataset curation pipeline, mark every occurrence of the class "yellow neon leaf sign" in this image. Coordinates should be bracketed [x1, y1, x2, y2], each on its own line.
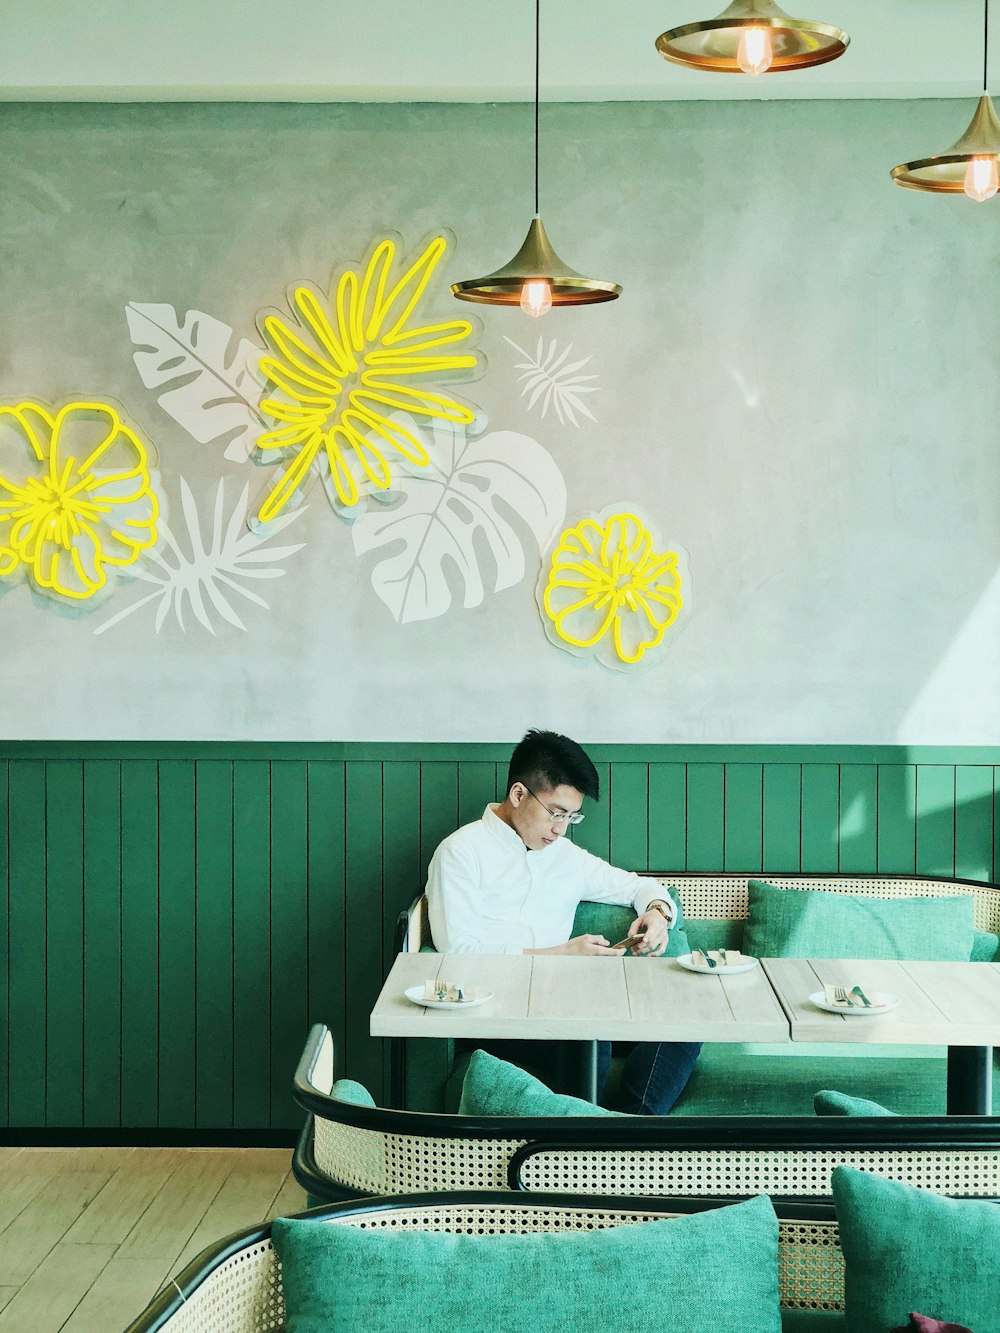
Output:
[0, 400, 159, 602]
[541, 508, 688, 670]
[256, 234, 481, 522]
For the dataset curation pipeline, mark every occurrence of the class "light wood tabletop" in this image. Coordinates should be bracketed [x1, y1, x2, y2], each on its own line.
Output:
[370, 950, 790, 1044]
[763, 958, 1000, 1047]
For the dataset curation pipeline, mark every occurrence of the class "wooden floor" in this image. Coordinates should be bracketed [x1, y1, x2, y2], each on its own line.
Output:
[0, 1146, 307, 1332]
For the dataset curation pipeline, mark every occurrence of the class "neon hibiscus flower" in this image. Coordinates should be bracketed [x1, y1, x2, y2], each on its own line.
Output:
[256, 234, 481, 522]
[0, 401, 159, 602]
[542, 509, 687, 669]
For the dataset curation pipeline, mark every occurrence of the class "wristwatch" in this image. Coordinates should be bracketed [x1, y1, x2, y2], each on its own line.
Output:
[647, 900, 671, 921]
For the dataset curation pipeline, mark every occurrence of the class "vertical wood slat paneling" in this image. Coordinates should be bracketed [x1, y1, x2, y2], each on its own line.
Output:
[7, 760, 46, 1127]
[157, 761, 196, 1129]
[837, 765, 878, 874]
[344, 761, 384, 1099]
[82, 760, 123, 1127]
[609, 764, 648, 870]
[2, 747, 998, 1132]
[195, 761, 234, 1129]
[762, 764, 801, 873]
[686, 765, 724, 871]
[232, 761, 272, 1130]
[268, 762, 309, 1131]
[876, 764, 917, 875]
[120, 760, 159, 1128]
[915, 765, 957, 877]
[723, 764, 762, 872]
[306, 759, 347, 1078]
[647, 764, 686, 869]
[0, 761, 7, 1126]
[954, 766, 994, 883]
[573, 762, 611, 861]
[380, 762, 421, 1091]
[800, 763, 839, 873]
[44, 760, 83, 1128]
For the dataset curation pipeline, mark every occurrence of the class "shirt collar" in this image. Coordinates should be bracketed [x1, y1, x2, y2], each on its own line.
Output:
[483, 802, 529, 852]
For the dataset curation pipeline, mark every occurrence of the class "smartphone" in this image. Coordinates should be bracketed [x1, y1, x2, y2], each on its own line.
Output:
[611, 931, 645, 951]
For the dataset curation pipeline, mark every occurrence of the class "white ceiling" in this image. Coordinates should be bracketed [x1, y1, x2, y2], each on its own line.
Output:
[2, 0, 993, 102]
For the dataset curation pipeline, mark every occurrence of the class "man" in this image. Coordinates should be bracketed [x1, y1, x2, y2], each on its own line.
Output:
[426, 728, 700, 1115]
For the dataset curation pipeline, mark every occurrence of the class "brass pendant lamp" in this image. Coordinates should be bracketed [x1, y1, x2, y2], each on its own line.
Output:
[452, 0, 620, 316]
[891, 0, 1000, 200]
[655, 0, 849, 76]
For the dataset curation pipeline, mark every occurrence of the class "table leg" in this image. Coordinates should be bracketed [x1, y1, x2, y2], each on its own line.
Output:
[389, 1037, 406, 1110]
[558, 1041, 599, 1103]
[946, 1046, 993, 1114]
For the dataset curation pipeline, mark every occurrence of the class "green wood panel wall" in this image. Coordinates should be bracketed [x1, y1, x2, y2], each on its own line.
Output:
[0, 743, 997, 1134]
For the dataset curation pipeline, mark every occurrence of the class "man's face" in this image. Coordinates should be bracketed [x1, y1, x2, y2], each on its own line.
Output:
[508, 782, 585, 851]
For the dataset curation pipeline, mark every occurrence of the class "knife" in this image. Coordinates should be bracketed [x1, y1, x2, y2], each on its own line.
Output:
[851, 985, 873, 1008]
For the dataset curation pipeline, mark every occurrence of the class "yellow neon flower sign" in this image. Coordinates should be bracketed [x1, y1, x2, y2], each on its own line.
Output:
[0, 400, 159, 602]
[257, 234, 481, 522]
[542, 509, 687, 669]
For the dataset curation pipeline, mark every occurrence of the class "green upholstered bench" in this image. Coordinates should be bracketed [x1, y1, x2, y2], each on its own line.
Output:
[292, 1024, 1000, 1208]
[396, 872, 1000, 1116]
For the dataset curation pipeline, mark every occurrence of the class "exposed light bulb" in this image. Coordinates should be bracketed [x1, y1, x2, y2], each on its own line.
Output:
[520, 279, 552, 318]
[963, 155, 999, 201]
[737, 26, 773, 76]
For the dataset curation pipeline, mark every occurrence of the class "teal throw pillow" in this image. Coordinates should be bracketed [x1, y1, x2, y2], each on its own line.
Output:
[744, 880, 975, 961]
[971, 928, 1000, 961]
[813, 1088, 897, 1117]
[330, 1078, 376, 1108]
[272, 1193, 782, 1333]
[459, 1048, 621, 1117]
[832, 1165, 1000, 1333]
[572, 888, 690, 958]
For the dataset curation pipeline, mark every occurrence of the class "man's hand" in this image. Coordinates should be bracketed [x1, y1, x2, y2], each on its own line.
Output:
[628, 908, 669, 956]
[528, 934, 623, 957]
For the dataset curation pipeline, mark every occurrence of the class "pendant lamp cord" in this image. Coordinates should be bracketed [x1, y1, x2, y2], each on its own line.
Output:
[534, 0, 540, 214]
[985, 0, 990, 91]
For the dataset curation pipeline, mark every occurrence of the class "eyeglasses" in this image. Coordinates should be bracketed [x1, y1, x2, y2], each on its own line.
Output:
[523, 786, 585, 825]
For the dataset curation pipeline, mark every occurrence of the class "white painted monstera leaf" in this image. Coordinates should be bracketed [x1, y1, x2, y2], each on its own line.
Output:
[351, 422, 566, 624]
[125, 303, 264, 461]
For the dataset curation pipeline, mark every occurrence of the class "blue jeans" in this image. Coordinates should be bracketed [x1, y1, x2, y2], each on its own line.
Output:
[597, 1040, 701, 1115]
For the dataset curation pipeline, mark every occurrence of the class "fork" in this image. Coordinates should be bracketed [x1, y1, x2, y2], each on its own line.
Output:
[833, 986, 856, 1007]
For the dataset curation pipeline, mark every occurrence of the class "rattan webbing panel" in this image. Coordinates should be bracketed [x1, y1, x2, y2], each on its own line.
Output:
[313, 1116, 527, 1192]
[156, 1240, 284, 1333]
[518, 1147, 1000, 1199]
[150, 1207, 843, 1328]
[649, 875, 1000, 932]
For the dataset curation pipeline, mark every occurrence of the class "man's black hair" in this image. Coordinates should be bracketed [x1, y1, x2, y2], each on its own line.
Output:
[506, 729, 600, 802]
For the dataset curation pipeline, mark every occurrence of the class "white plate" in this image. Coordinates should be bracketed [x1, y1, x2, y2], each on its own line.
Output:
[405, 986, 494, 1010]
[676, 952, 759, 975]
[809, 990, 900, 1016]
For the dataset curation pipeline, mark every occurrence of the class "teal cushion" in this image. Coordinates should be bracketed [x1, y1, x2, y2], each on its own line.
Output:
[813, 1089, 896, 1117]
[459, 1049, 621, 1116]
[744, 881, 975, 961]
[573, 889, 690, 957]
[971, 928, 999, 961]
[272, 1194, 783, 1333]
[329, 1078, 376, 1108]
[832, 1165, 1000, 1333]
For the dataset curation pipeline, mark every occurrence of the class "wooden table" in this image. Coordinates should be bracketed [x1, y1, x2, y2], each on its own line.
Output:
[371, 950, 789, 1104]
[763, 958, 1000, 1115]
[372, 953, 999, 1114]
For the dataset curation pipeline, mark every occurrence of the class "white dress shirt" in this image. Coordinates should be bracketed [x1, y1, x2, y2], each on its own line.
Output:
[426, 804, 677, 955]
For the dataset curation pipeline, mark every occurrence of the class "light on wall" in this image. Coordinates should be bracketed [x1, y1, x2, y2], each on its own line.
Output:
[891, 0, 1000, 200]
[451, 0, 620, 316]
[655, 0, 849, 75]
